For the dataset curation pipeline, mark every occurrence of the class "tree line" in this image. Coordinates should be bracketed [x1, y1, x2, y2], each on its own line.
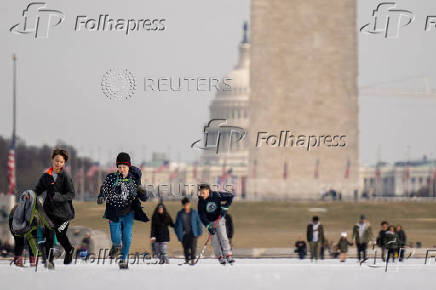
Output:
[0, 135, 99, 197]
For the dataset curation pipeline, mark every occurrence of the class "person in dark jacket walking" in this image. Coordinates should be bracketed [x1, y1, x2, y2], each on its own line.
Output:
[34, 149, 75, 269]
[97, 152, 148, 269]
[306, 216, 325, 261]
[151, 203, 174, 264]
[174, 197, 203, 264]
[225, 213, 234, 247]
[376, 221, 389, 261]
[395, 225, 407, 261]
[198, 184, 234, 265]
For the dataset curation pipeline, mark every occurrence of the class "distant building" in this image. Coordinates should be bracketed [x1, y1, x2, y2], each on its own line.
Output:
[360, 157, 436, 197]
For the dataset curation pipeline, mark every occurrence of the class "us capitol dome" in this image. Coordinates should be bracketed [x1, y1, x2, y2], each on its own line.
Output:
[200, 22, 250, 168]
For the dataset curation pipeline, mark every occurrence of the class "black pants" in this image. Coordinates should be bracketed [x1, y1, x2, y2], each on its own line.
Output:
[44, 220, 73, 261]
[357, 242, 367, 260]
[397, 247, 405, 261]
[380, 246, 386, 261]
[182, 234, 197, 261]
[387, 248, 396, 262]
[13, 230, 37, 257]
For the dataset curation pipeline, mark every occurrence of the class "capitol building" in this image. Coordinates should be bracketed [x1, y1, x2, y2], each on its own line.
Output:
[141, 24, 251, 198]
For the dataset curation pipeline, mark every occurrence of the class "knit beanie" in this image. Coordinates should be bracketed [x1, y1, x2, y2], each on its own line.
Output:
[116, 152, 131, 167]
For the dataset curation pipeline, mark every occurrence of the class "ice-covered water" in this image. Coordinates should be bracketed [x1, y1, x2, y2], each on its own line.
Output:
[0, 258, 435, 290]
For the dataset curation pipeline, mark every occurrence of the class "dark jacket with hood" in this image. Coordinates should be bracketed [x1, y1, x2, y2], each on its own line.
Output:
[396, 229, 407, 247]
[98, 166, 148, 223]
[225, 213, 234, 239]
[377, 229, 387, 247]
[34, 168, 75, 224]
[151, 204, 174, 242]
[198, 191, 233, 226]
[384, 230, 399, 249]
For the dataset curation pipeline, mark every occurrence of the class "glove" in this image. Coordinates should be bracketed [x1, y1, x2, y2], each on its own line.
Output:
[207, 224, 217, 235]
[97, 196, 105, 204]
[221, 206, 229, 217]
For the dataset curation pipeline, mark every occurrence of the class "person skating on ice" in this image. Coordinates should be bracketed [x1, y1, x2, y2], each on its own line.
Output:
[97, 152, 149, 269]
[34, 149, 75, 269]
[197, 184, 234, 265]
[150, 203, 174, 264]
[174, 197, 203, 265]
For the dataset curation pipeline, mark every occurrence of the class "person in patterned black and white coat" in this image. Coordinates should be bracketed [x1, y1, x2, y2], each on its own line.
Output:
[97, 152, 148, 268]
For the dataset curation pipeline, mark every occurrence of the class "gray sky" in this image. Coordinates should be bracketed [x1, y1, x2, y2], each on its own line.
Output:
[1, 0, 436, 166]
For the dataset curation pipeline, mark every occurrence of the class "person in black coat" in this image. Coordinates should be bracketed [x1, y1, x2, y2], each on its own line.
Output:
[395, 225, 407, 261]
[384, 225, 399, 262]
[294, 237, 307, 259]
[151, 203, 174, 264]
[376, 221, 389, 261]
[225, 213, 234, 247]
[34, 148, 75, 269]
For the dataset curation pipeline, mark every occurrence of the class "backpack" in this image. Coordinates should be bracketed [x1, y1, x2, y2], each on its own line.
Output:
[11, 190, 54, 255]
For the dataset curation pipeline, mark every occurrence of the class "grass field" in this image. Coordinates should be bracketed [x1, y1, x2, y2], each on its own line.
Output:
[71, 201, 436, 254]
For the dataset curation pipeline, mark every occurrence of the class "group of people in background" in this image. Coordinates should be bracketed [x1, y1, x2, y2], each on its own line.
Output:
[8, 149, 235, 269]
[295, 215, 407, 262]
[376, 221, 407, 262]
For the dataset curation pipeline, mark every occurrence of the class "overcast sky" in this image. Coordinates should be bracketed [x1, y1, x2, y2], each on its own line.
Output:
[1, 0, 436, 166]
